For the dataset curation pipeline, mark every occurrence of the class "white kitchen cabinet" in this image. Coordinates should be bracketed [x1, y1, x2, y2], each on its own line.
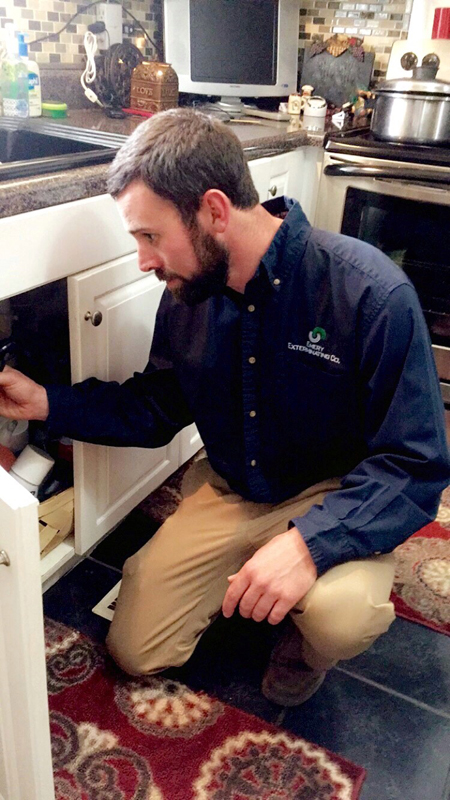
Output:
[248, 147, 323, 224]
[296, 146, 324, 226]
[68, 254, 181, 553]
[0, 193, 137, 302]
[249, 150, 300, 201]
[180, 422, 203, 463]
[0, 471, 54, 800]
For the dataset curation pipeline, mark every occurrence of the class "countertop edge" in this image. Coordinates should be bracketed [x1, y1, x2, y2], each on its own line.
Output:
[0, 129, 324, 221]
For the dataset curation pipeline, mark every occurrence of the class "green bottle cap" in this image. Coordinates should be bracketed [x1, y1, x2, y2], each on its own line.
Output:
[41, 102, 68, 118]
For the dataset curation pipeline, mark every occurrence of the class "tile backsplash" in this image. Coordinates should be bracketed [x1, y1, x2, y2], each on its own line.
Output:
[1, 0, 162, 65]
[298, 0, 412, 78]
[2, 0, 408, 80]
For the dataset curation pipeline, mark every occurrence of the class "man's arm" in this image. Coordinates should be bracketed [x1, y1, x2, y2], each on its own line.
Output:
[292, 282, 450, 576]
[0, 291, 194, 449]
[0, 359, 194, 449]
[44, 360, 194, 447]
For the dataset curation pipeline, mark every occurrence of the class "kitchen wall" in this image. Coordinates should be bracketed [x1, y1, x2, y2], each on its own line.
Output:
[298, 0, 412, 78]
[2, 0, 408, 78]
[0, 0, 162, 64]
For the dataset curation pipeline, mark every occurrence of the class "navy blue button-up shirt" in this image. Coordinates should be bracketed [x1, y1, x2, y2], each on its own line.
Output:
[47, 198, 450, 575]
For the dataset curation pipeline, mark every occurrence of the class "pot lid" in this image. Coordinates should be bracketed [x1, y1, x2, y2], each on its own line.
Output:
[375, 77, 450, 96]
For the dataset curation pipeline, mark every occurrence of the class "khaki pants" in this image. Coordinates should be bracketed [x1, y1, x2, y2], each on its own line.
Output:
[106, 455, 396, 675]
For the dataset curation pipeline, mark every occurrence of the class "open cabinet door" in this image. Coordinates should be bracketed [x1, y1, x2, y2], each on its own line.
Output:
[0, 469, 54, 800]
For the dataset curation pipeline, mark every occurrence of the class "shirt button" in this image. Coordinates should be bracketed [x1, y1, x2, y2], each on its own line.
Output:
[250, 459, 256, 467]
[248, 356, 256, 364]
[273, 278, 281, 286]
[247, 304, 256, 312]
[249, 410, 256, 417]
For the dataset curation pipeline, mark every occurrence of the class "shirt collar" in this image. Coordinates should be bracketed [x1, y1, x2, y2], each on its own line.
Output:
[223, 285, 245, 306]
[252, 197, 312, 293]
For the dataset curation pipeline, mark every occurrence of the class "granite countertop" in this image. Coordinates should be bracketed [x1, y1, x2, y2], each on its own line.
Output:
[0, 108, 330, 220]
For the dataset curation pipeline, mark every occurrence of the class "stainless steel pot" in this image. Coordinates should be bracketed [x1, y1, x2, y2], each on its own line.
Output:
[371, 77, 450, 145]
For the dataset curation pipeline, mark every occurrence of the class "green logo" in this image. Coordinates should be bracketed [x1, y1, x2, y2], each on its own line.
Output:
[309, 327, 326, 344]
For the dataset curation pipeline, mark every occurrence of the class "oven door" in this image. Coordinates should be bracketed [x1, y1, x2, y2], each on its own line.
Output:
[316, 152, 450, 403]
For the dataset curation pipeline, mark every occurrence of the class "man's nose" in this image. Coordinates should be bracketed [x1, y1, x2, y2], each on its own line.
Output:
[138, 245, 162, 273]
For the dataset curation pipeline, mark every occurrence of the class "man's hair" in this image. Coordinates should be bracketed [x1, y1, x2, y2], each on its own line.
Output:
[107, 108, 259, 224]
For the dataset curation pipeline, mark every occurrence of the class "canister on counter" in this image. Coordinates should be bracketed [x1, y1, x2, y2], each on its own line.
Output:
[130, 62, 178, 114]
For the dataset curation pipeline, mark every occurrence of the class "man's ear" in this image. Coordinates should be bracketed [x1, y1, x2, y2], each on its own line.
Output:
[197, 189, 230, 234]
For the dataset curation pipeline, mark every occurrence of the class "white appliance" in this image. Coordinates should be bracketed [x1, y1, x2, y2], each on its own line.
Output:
[316, 134, 450, 404]
[163, 0, 300, 115]
[315, 36, 450, 404]
[386, 38, 450, 82]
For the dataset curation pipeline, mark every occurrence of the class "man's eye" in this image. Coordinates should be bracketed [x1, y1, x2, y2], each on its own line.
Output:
[145, 233, 155, 242]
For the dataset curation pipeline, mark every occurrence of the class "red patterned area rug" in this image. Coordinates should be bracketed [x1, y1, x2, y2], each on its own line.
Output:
[46, 618, 366, 800]
[391, 485, 450, 636]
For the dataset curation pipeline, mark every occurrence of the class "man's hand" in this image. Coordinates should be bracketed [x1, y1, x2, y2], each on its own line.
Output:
[0, 366, 49, 421]
[222, 528, 317, 625]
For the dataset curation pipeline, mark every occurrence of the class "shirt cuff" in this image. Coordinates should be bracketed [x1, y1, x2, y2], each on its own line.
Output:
[289, 511, 358, 576]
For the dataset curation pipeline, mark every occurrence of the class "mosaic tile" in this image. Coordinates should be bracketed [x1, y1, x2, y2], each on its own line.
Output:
[4, 0, 162, 68]
[4, 0, 407, 82]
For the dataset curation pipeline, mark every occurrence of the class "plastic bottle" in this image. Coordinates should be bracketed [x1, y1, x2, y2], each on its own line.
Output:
[18, 33, 41, 117]
[0, 27, 28, 118]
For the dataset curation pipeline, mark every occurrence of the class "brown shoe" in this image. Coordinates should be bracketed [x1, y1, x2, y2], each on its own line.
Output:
[261, 623, 327, 707]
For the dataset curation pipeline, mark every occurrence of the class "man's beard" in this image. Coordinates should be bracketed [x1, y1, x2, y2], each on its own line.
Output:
[155, 223, 230, 306]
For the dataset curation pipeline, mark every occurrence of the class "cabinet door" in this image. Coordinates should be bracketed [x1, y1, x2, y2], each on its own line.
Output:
[295, 147, 324, 226]
[68, 254, 179, 554]
[248, 148, 323, 224]
[248, 151, 302, 202]
[0, 469, 54, 800]
[179, 422, 203, 465]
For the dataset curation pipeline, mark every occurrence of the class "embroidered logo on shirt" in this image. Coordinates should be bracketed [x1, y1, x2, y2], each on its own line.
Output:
[288, 328, 341, 365]
[308, 327, 326, 344]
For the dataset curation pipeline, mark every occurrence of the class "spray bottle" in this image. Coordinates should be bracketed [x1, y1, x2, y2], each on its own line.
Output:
[18, 33, 41, 117]
[0, 27, 28, 118]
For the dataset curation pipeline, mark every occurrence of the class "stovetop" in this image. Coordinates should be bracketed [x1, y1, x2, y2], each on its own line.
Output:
[325, 126, 450, 168]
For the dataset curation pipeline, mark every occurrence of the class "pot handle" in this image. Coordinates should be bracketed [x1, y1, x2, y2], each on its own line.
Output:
[324, 163, 450, 184]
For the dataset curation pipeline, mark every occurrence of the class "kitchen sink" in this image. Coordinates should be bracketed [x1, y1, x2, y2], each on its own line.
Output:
[0, 119, 127, 181]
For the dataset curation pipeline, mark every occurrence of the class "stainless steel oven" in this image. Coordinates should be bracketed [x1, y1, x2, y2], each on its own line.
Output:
[316, 128, 450, 404]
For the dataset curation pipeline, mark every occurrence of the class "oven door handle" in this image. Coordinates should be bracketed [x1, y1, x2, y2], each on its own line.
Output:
[324, 163, 450, 184]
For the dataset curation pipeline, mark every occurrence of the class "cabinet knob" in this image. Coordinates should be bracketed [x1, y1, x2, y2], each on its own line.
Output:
[269, 185, 277, 197]
[84, 311, 103, 327]
[0, 550, 10, 567]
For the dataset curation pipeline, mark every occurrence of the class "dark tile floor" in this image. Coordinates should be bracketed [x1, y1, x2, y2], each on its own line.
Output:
[44, 508, 450, 800]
